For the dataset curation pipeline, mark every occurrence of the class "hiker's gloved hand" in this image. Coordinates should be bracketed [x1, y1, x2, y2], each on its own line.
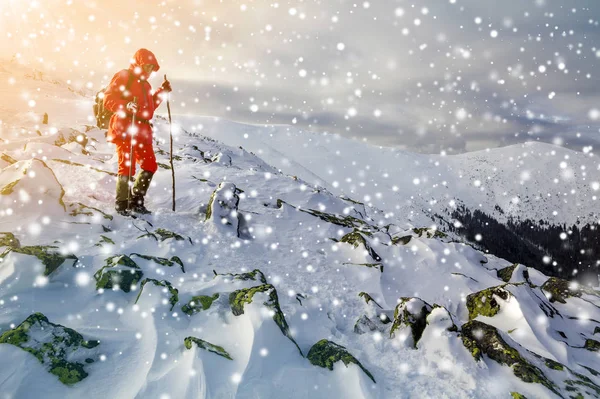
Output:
[126, 102, 139, 113]
[160, 80, 172, 93]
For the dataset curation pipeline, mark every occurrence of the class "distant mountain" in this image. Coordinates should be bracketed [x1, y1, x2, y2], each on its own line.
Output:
[175, 116, 600, 285]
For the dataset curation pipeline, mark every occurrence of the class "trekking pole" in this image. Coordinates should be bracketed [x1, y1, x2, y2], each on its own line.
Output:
[127, 97, 138, 207]
[165, 74, 176, 212]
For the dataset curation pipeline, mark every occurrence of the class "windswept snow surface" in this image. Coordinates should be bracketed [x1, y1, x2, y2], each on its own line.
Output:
[180, 116, 600, 227]
[0, 61, 600, 399]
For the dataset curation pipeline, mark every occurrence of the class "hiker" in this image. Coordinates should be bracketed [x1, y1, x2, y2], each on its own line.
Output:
[103, 48, 172, 215]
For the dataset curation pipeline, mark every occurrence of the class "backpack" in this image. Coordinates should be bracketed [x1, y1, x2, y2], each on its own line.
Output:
[93, 70, 134, 129]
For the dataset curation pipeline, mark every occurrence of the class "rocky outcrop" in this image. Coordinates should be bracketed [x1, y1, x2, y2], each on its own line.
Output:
[228, 281, 302, 356]
[307, 339, 375, 383]
[584, 339, 600, 352]
[182, 293, 220, 316]
[137, 228, 191, 243]
[390, 297, 433, 348]
[278, 199, 375, 232]
[205, 182, 248, 238]
[460, 320, 558, 395]
[0, 233, 77, 276]
[354, 315, 390, 335]
[355, 292, 392, 335]
[135, 279, 179, 311]
[94, 255, 143, 293]
[214, 268, 267, 284]
[0, 232, 20, 248]
[541, 277, 582, 304]
[184, 336, 233, 360]
[68, 202, 113, 221]
[466, 286, 511, 320]
[0, 313, 99, 385]
[412, 227, 447, 239]
[497, 264, 518, 283]
[336, 229, 382, 262]
[391, 235, 412, 245]
[130, 253, 185, 273]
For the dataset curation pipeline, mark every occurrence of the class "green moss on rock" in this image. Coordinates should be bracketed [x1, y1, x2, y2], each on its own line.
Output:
[460, 320, 558, 395]
[214, 268, 267, 284]
[171, 256, 185, 271]
[541, 277, 581, 304]
[229, 285, 273, 316]
[307, 339, 375, 383]
[545, 359, 565, 371]
[466, 286, 511, 320]
[52, 159, 117, 177]
[130, 253, 185, 273]
[305, 209, 368, 229]
[95, 235, 115, 246]
[5, 245, 78, 276]
[138, 228, 189, 243]
[510, 393, 528, 399]
[93, 255, 142, 293]
[1, 153, 17, 165]
[358, 292, 383, 309]
[497, 264, 517, 283]
[390, 297, 433, 347]
[1, 180, 20, 195]
[69, 203, 113, 220]
[340, 229, 382, 262]
[184, 336, 233, 360]
[300, 207, 372, 231]
[413, 227, 447, 239]
[135, 279, 179, 310]
[0, 313, 99, 385]
[0, 232, 21, 248]
[579, 365, 600, 378]
[584, 339, 600, 352]
[564, 377, 600, 397]
[49, 360, 88, 385]
[205, 182, 241, 224]
[391, 235, 412, 245]
[229, 283, 303, 356]
[339, 195, 365, 206]
[182, 293, 220, 316]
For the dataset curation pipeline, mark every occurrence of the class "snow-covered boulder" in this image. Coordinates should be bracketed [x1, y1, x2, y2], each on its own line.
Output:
[204, 182, 249, 238]
[389, 297, 434, 348]
[0, 159, 66, 218]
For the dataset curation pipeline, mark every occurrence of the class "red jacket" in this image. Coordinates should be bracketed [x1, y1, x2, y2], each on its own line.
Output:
[104, 48, 166, 144]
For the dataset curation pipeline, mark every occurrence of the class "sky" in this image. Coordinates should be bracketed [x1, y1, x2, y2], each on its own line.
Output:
[1, 0, 600, 153]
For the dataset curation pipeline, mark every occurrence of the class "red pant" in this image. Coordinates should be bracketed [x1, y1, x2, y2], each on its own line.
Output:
[115, 132, 158, 176]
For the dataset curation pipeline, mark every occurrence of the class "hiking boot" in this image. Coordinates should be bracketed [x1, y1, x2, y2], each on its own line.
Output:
[129, 195, 151, 214]
[130, 170, 154, 214]
[115, 200, 130, 216]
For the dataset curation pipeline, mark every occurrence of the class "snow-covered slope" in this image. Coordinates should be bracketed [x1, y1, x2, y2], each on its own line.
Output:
[180, 115, 599, 227]
[1, 61, 600, 399]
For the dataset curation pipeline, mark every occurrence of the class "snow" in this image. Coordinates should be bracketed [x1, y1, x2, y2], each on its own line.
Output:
[182, 115, 599, 227]
[0, 61, 599, 399]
